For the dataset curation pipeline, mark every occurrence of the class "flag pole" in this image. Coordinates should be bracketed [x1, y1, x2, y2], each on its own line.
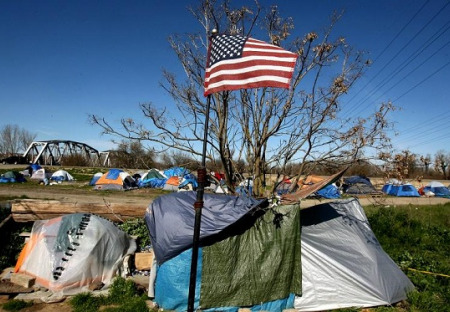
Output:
[188, 27, 215, 308]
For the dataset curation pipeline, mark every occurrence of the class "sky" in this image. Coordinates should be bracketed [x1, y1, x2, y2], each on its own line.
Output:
[1, 0, 449, 158]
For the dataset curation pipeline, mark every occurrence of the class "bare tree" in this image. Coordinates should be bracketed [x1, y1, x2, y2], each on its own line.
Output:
[0, 124, 36, 155]
[434, 150, 449, 179]
[379, 150, 416, 181]
[90, 0, 395, 196]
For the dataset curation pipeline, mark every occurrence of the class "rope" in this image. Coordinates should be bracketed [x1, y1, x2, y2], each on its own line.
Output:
[408, 268, 450, 278]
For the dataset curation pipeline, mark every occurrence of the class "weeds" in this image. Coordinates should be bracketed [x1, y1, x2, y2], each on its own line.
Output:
[119, 218, 151, 250]
[367, 203, 450, 311]
[69, 277, 152, 312]
[1, 299, 32, 311]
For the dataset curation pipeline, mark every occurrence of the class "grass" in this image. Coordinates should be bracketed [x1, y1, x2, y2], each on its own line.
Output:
[1, 299, 33, 311]
[69, 277, 153, 312]
[362, 202, 450, 311]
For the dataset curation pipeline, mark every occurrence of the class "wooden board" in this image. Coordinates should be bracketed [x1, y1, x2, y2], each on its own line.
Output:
[11, 199, 147, 223]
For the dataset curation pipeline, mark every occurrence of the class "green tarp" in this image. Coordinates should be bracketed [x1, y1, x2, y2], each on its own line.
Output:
[200, 205, 302, 308]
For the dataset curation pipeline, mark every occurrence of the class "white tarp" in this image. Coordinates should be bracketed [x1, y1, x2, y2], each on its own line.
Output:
[15, 213, 136, 295]
[295, 199, 414, 311]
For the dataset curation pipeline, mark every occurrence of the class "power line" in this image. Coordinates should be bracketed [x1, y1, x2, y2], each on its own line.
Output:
[342, 0, 450, 117]
[342, 0, 431, 107]
[392, 60, 450, 102]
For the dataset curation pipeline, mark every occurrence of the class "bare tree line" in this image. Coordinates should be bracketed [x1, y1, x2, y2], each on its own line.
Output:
[0, 124, 36, 156]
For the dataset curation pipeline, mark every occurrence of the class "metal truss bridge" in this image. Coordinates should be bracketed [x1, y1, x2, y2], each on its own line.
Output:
[23, 140, 110, 166]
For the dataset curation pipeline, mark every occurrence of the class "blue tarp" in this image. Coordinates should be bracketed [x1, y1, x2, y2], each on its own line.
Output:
[0, 171, 26, 183]
[138, 178, 167, 188]
[316, 184, 340, 198]
[144, 191, 264, 264]
[178, 173, 198, 189]
[164, 167, 188, 178]
[155, 248, 295, 312]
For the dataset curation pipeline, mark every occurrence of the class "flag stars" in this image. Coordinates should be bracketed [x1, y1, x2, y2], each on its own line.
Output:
[208, 34, 247, 67]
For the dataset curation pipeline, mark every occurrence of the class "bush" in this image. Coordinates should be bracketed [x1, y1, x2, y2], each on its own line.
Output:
[118, 218, 151, 250]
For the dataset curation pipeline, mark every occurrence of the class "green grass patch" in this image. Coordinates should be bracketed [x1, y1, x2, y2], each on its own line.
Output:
[69, 277, 152, 312]
[1, 299, 33, 311]
[364, 203, 450, 311]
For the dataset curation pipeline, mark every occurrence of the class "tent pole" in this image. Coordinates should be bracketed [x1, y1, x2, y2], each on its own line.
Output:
[187, 94, 211, 312]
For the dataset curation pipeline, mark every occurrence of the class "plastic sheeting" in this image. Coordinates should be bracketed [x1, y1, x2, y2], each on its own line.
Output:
[15, 213, 136, 295]
[315, 184, 340, 198]
[200, 204, 302, 308]
[155, 248, 296, 312]
[295, 199, 414, 311]
[0, 171, 26, 183]
[145, 192, 264, 264]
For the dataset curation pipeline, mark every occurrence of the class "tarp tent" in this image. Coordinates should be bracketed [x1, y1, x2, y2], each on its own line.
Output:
[295, 199, 414, 311]
[50, 170, 74, 182]
[420, 181, 450, 197]
[23, 164, 41, 177]
[145, 192, 300, 311]
[137, 169, 167, 189]
[145, 193, 413, 312]
[93, 169, 137, 191]
[0, 171, 26, 183]
[14, 213, 136, 295]
[382, 183, 420, 197]
[30, 168, 53, 181]
[343, 176, 378, 195]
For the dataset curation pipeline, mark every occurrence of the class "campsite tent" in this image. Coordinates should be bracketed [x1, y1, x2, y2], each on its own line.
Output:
[141, 168, 166, 181]
[342, 176, 378, 195]
[0, 171, 26, 183]
[14, 213, 136, 295]
[50, 170, 74, 182]
[382, 182, 420, 197]
[93, 169, 137, 191]
[145, 193, 413, 312]
[420, 181, 450, 197]
[294, 199, 414, 311]
[23, 164, 41, 177]
[30, 168, 53, 182]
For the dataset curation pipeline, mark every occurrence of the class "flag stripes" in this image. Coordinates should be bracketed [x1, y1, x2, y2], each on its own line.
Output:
[204, 36, 297, 96]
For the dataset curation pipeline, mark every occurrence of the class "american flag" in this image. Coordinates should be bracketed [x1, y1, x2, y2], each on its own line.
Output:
[204, 34, 298, 96]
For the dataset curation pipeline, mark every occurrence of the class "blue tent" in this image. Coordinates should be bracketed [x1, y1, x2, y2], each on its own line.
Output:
[422, 181, 450, 197]
[382, 183, 420, 197]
